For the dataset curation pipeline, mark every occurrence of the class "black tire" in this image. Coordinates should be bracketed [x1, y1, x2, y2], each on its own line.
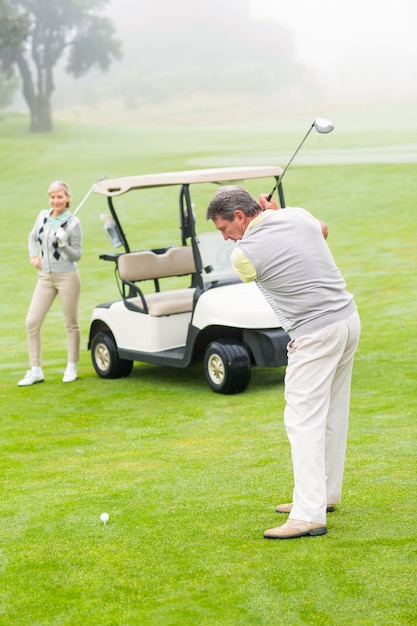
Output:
[91, 331, 133, 379]
[204, 339, 251, 394]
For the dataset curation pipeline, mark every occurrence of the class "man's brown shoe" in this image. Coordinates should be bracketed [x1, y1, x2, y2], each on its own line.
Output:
[275, 502, 335, 514]
[264, 519, 327, 540]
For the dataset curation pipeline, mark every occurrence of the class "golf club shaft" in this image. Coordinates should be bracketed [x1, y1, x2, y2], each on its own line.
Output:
[71, 174, 107, 219]
[55, 174, 107, 244]
[266, 123, 314, 202]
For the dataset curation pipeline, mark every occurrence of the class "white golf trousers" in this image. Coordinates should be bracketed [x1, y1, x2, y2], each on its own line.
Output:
[25, 270, 81, 367]
[283, 311, 361, 525]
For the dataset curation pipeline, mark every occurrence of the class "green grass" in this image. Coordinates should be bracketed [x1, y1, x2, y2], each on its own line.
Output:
[0, 104, 417, 625]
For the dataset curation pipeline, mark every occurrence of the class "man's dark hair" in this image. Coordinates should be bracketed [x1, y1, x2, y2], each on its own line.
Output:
[206, 186, 261, 221]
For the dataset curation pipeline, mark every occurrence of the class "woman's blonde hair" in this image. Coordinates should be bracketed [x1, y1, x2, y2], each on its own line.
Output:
[48, 180, 72, 207]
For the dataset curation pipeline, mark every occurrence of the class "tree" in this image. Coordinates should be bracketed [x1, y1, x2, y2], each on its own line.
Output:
[0, 0, 26, 107]
[0, 0, 121, 131]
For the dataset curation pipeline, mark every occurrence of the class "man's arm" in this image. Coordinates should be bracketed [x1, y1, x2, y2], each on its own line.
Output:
[258, 194, 328, 239]
[231, 247, 257, 282]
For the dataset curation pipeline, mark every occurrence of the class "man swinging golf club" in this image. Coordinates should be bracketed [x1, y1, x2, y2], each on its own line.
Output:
[205, 120, 360, 539]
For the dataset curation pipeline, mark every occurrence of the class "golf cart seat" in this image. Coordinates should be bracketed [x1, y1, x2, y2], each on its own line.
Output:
[117, 246, 197, 316]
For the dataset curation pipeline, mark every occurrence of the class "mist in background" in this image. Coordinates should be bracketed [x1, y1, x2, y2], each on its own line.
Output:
[251, 0, 417, 100]
[50, 0, 416, 124]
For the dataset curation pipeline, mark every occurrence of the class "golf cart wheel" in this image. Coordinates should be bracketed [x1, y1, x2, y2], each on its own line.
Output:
[204, 339, 251, 394]
[91, 332, 133, 379]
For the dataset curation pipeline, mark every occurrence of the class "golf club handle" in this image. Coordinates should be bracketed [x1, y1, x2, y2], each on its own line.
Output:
[266, 182, 279, 203]
[266, 171, 289, 202]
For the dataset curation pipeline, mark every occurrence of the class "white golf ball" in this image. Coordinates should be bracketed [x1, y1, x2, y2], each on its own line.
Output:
[100, 512, 109, 523]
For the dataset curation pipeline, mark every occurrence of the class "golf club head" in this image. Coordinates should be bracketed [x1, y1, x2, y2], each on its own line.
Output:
[313, 118, 334, 134]
[266, 117, 334, 201]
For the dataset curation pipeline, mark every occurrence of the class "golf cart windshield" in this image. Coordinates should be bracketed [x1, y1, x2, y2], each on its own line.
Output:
[197, 231, 237, 285]
[94, 166, 284, 289]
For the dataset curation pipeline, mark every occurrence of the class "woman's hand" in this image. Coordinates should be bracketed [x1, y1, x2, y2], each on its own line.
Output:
[55, 227, 69, 248]
[30, 256, 41, 270]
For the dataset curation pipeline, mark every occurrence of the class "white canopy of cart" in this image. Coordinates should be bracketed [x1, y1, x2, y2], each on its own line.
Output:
[94, 166, 284, 196]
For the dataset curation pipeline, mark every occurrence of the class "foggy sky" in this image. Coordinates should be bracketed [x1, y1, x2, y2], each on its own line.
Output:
[103, 0, 417, 101]
[48, 0, 417, 114]
[249, 0, 417, 99]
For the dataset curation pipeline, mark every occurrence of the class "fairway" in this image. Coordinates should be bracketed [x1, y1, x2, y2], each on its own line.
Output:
[1, 100, 416, 625]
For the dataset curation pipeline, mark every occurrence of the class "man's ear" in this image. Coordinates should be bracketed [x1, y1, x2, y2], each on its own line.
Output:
[234, 209, 245, 221]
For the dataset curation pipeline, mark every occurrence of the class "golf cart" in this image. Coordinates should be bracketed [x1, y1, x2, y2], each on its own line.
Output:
[88, 167, 290, 394]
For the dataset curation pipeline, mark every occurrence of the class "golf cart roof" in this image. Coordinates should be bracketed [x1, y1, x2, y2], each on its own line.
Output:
[94, 166, 284, 197]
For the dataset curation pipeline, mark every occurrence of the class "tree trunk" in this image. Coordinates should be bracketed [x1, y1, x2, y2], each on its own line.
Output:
[15, 51, 53, 132]
[30, 93, 53, 132]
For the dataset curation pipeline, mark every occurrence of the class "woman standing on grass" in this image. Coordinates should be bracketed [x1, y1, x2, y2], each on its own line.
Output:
[18, 180, 82, 387]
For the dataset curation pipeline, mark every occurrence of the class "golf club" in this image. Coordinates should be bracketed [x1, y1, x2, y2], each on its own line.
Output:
[266, 118, 334, 202]
[70, 173, 107, 221]
[54, 174, 107, 245]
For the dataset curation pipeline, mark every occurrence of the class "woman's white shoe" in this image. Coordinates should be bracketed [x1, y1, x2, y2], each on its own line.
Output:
[63, 366, 77, 383]
[18, 370, 44, 386]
